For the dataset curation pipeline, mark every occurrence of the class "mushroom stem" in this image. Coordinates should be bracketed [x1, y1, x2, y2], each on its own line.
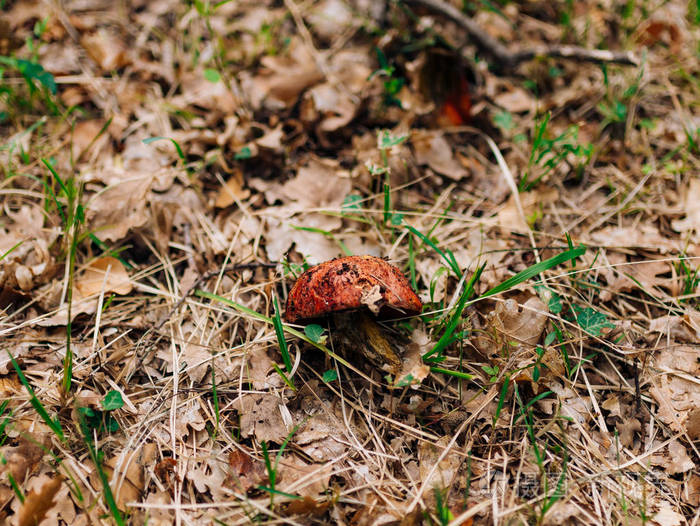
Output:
[332, 311, 403, 375]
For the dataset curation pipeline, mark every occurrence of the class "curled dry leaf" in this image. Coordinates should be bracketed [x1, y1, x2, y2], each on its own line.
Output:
[16, 474, 62, 526]
[249, 38, 323, 109]
[227, 449, 267, 493]
[264, 159, 352, 263]
[494, 86, 536, 114]
[100, 452, 145, 509]
[81, 28, 130, 72]
[188, 454, 228, 501]
[412, 130, 467, 180]
[0, 439, 45, 506]
[474, 297, 548, 356]
[76, 256, 132, 297]
[672, 178, 700, 242]
[215, 169, 250, 208]
[649, 345, 700, 435]
[649, 312, 700, 343]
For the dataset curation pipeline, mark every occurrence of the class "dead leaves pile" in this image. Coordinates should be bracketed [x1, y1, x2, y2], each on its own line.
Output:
[1, 0, 699, 524]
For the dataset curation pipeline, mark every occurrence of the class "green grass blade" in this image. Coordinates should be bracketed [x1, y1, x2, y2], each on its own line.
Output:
[41, 157, 70, 198]
[272, 296, 294, 378]
[479, 246, 586, 299]
[142, 136, 186, 162]
[383, 183, 391, 224]
[257, 486, 302, 500]
[7, 351, 64, 442]
[405, 225, 462, 277]
[493, 374, 510, 425]
[0, 240, 23, 262]
[423, 264, 485, 361]
[79, 412, 126, 526]
[429, 367, 473, 381]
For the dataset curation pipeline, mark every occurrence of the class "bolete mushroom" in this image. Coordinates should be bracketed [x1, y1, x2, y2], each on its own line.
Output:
[285, 255, 422, 374]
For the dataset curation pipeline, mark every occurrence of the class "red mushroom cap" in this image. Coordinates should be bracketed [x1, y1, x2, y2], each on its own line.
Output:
[284, 256, 422, 324]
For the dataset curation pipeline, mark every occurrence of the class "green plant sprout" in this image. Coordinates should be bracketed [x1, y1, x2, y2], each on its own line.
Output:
[521, 112, 593, 191]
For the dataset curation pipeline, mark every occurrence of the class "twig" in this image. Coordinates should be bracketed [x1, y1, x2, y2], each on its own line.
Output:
[402, 0, 640, 68]
[154, 262, 277, 331]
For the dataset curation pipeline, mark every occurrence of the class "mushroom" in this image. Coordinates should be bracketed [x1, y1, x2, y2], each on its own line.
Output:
[285, 255, 422, 374]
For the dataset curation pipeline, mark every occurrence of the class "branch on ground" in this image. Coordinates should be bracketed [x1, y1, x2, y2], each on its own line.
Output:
[402, 0, 640, 67]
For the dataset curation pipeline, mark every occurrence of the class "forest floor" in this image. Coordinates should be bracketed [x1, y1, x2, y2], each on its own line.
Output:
[1, 0, 699, 524]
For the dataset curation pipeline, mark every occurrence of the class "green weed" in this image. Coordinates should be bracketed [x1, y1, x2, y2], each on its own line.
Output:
[521, 112, 593, 191]
[79, 410, 126, 525]
[42, 158, 85, 393]
[272, 296, 296, 390]
[258, 425, 302, 507]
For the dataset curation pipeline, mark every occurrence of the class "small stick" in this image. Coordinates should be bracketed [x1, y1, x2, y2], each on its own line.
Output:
[403, 0, 640, 67]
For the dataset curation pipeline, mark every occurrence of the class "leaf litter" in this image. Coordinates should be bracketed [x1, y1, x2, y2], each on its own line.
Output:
[0, 0, 699, 524]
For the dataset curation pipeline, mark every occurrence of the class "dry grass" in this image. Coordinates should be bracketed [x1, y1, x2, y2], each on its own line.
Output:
[1, 0, 699, 525]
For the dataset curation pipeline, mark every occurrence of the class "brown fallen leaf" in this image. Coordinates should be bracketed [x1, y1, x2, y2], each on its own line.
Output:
[215, 169, 250, 208]
[248, 38, 324, 109]
[101, 452, 144, 509]
[672, 178, 700, 242]
[412, 130, 466, 180]
[285, 495, 331, 517]
[418, 436, 462, 507]
[17, 474, 62, 526]
[227, 449, 267, 493]
[234, 394, 290, 443]
[475, 296, 548, 357]
[87, 175, 152, 243]
[76, 256, 132, 297]
[394, 333, 431, 387]
[497, 186, 558, 232]
[81, 28, 130, 72]
[154, 458, 178, 491]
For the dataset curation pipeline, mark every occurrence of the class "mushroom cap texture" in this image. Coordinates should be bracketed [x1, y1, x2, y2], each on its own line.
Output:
[284, 255, 423, 323]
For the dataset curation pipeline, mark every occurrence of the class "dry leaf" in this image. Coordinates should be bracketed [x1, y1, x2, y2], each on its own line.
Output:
[541, 500, 580, 526]
[497, 186, 558, 232]
[652, 502, 685, 526]
[227, 449, 267, 493]
[494, 86, 535, 114]
[294, 414, 348, 462]
[395, 331, 431, 387]
[102, 452, 144, 509]
[81, 29, 130, 71]
[666, 440, 695, 475]
[412, 130, 466, 180]
[248, 39, 323, 109]
[277, 455, 333, 496]
[649, 314, 700, 343]
[418, 436, 461, 499]
[215, 170, 250, 208]
[17, 475, 62, 526]
[234, 394, 289, 443]
[308, 0, 353, 39]
[285, 495, 331, 517]
[246, 347, 280, 390]
[87, 175, 152, 242]
[649, 345, 700, 435]
[475, 297, 548, 356]
[672, 178, 700, 241]
[590, 224, 677, 253]
[188, 454, 228, 501]
[76, 257, 132, 297]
